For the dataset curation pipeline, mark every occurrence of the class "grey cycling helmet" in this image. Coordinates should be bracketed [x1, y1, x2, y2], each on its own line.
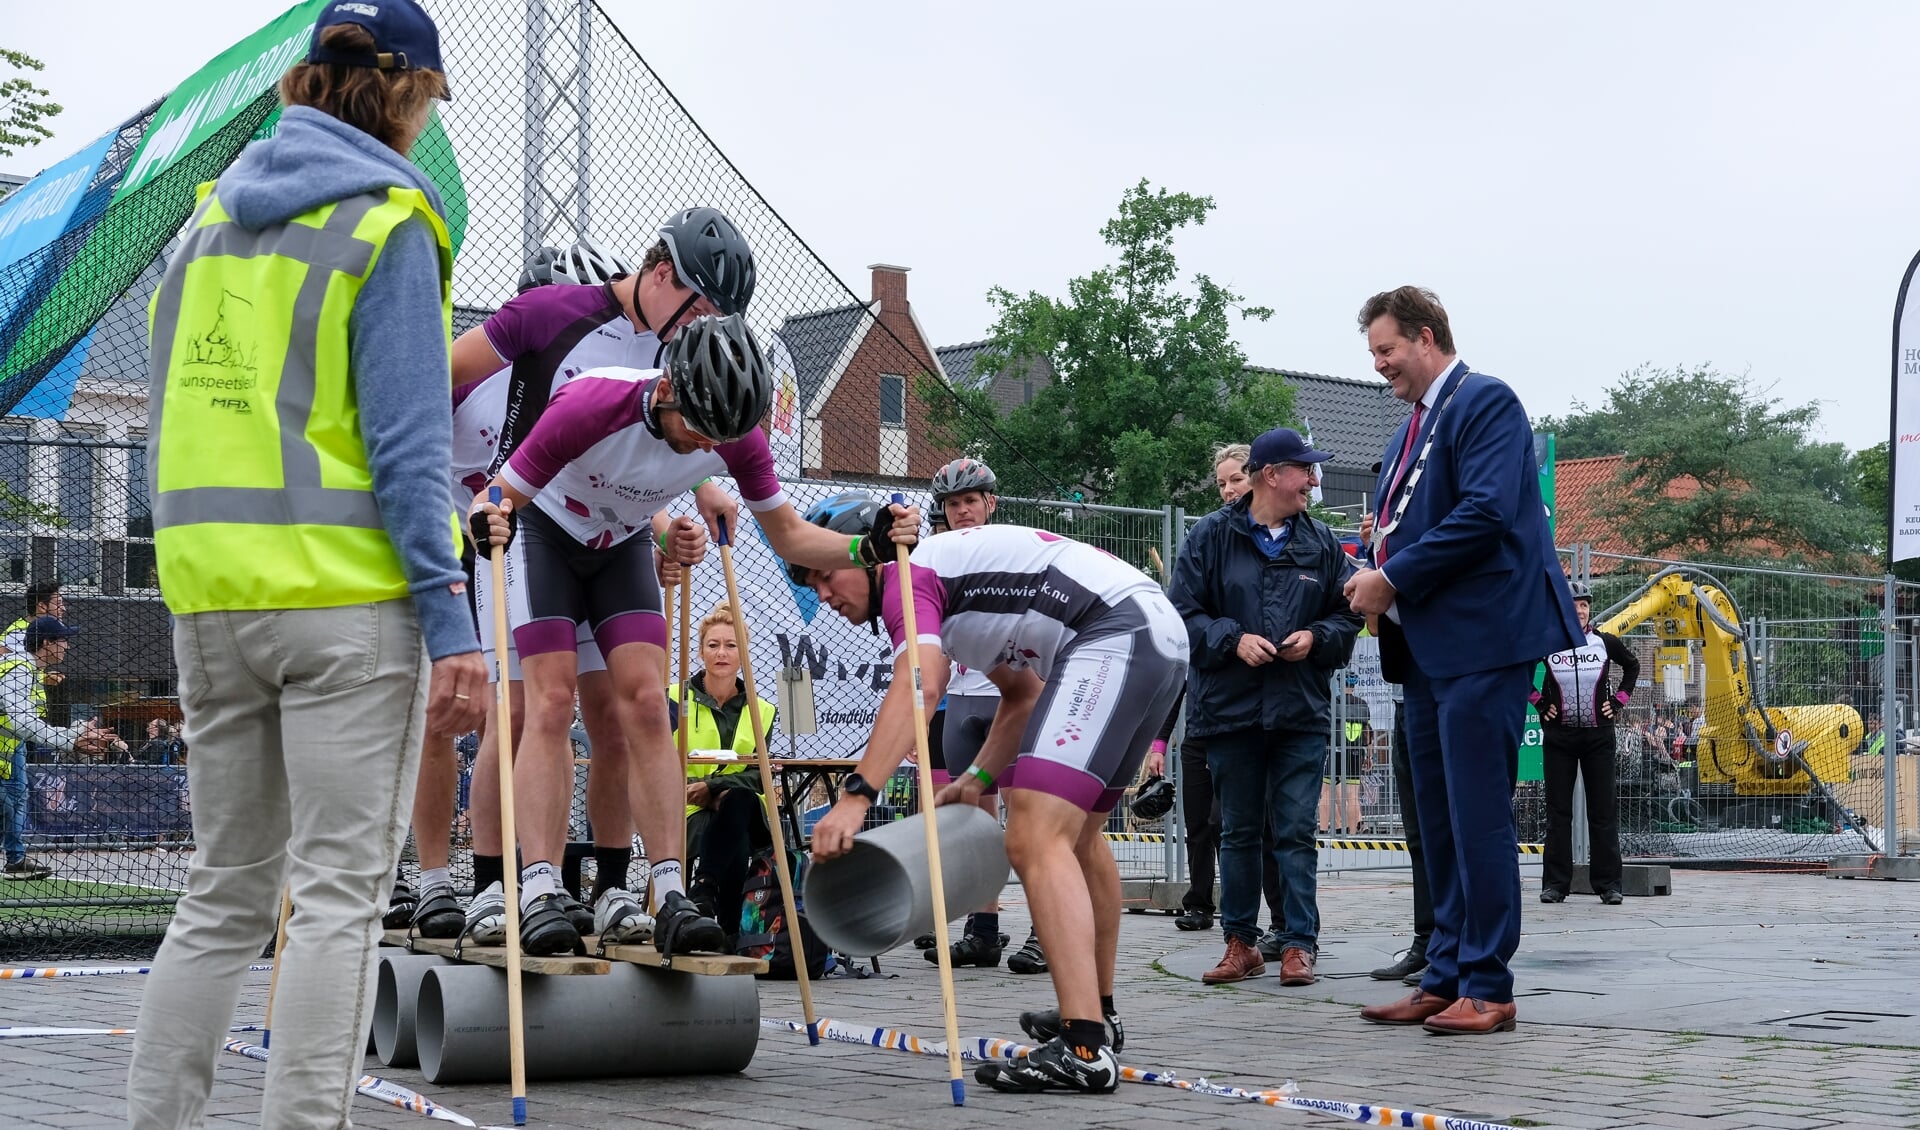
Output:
[517, 246, 563, 292]
[931, 457, 998, 504]
[664, 314, 772, 444]
[1568, 581, 1592, 601]
[659, 207, 756, 316]
[551, 237, 634, 286]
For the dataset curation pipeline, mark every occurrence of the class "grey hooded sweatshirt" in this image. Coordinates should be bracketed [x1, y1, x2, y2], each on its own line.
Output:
[199, 105, 473, 659]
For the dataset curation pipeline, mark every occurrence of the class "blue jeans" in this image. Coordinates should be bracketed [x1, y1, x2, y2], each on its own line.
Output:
[2, 746, 27, 863]
[1206, 727, 1323, 951]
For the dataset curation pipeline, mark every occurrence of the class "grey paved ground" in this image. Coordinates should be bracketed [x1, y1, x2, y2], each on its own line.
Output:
[3, 867, 1917, 1129]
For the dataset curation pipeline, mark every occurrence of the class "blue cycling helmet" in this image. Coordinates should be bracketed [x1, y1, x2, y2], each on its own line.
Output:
[786, 491, 887, 634]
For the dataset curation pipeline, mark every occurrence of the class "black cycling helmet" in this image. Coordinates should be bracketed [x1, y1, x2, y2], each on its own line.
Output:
[517, 246, 563, 292]
[664, 314, 772, 444]
[550, 237, 633, 286]
[1130, 775, 1176, 821]
[931, 457, 998, 505]
[659, 207, 756, 316]
[1568, 581, 1593, 601]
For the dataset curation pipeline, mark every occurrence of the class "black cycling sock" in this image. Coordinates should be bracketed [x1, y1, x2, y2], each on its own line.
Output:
[970, 911, 1000, 941]
[1100, 995, 1115, 1017]
[1061, 1018, 1107, 1058]
[473, 853, 504, 896]
[590, 846, 632, 902]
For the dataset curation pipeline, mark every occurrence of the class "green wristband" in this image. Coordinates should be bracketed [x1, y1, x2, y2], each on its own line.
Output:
[965, 764, 994, 788]
[848, 534, 864, 563]
[658, 531, 670, 553]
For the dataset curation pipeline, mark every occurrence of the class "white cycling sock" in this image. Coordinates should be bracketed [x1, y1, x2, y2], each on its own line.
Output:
[519, 861, 557, 910]
[420, 866, 451, 892]
[648, 859, 685, 911]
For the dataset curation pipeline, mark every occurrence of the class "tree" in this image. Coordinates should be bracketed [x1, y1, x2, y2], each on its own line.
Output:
[924, 179, 1290, 514]
[1, 49, 62, 159]
[1577, 365, 1874, 569]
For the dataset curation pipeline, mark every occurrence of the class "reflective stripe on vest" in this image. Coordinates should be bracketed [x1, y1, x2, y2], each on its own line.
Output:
[0, 655, 40, 766]
[148, 184, 454, 612]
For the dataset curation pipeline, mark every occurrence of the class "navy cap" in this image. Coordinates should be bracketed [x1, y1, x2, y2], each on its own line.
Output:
[308, 1, 449, 94]
[1245, 427, 1331, 471]
[24, 616, 79, 652]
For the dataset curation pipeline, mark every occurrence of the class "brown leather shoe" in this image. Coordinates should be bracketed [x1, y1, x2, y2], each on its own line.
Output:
[1422, 997, 1517, 1035]
[1359, 990, 1456, 1026]
[1278, 946, 1316, 986]
[1201, 937, 1266, 984]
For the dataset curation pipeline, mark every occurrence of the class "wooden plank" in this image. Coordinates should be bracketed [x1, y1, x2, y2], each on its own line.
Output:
[381, 930, 610, 976]
[380, 930, 767, 977]
[598, 943, 768, 977]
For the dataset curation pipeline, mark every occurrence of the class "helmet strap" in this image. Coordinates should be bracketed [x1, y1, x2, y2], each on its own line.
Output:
[864, 567, 882, 636]
[641, 380, 669, 440]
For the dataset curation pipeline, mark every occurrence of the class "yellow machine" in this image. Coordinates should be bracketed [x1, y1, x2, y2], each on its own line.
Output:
[1599, 568, 1863, 798]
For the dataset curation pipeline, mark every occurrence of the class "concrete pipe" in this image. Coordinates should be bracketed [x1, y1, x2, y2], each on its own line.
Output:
[415, 962, 759, 1083]
[371, 953, 450, 1068]
[804, 805, 1010, 956]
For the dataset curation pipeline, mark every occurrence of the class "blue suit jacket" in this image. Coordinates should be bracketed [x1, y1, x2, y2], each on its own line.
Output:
[1370, 362, 1582, 679]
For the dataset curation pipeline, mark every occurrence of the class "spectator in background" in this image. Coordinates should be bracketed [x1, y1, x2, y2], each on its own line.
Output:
[1163, 442, 1255, 934]
[1322, 673, 1371, 834]
[1171, 427, 1363, 988]
[1535, 581, 1639, 905]
[1, 578, 66, 859]
[1864, 714, 1885, 757]
[138, 719, 187, 766]
[678, 604, 775, 950]
[1, 617, 123, 878]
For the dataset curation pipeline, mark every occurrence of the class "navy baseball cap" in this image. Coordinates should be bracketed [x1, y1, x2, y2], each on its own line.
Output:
[308, 1, 450, 96]
[1244, 427, 1331, 471]
[24, 616, 78, 652]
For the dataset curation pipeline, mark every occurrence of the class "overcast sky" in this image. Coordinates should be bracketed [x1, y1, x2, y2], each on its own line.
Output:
[9, 2, 1910, 452]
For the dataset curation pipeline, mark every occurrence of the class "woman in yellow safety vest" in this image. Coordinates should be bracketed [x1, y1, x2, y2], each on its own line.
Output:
[676, 603, 774, 947]
[128, 5, 491, 1126]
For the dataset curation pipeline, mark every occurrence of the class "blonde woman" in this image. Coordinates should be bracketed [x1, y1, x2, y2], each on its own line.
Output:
[677, 604, 776, 947]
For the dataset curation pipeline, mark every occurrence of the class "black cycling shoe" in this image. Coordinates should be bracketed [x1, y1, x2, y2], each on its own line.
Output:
[928, 932, 1002, 968]
[410, 882, 465, 940]
[1020, 1008, 1125, 1053]
[1007, 929, 1048, 974]
[654, 890, 727, 957]
[556, 890, 595, 936]
[519, 893, 585, 956]
[382, 878, 418, 930]
[984, 1036, 1119, 1095]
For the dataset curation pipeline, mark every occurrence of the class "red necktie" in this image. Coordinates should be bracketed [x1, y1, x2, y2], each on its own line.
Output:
[1378, 404, 1423, 565]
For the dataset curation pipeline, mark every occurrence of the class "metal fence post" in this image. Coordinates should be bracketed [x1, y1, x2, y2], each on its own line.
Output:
[1885, 575, 1900, 853]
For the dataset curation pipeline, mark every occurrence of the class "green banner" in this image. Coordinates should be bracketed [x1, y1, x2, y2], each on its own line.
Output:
[117, 0, 331, 201]
[1516, 430, 1560, 781]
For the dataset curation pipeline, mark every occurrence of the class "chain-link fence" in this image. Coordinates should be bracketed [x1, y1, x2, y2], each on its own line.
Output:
[0, 0, 1063, 957]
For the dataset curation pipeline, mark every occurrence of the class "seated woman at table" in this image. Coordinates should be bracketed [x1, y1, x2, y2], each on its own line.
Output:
[676, 603, 776, 948]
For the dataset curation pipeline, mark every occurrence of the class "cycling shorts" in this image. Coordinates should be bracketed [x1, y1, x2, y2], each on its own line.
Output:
[475, 505, 661, 682]
[938, 693, 1003, 796]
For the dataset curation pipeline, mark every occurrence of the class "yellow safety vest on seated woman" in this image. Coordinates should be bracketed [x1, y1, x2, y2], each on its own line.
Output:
[676, 674, 775, 818]
[147, 183, 456, 612]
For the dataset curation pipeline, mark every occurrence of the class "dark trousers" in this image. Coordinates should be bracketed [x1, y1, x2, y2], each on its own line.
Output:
[1180, 735, 1285, 925]
[1541, 725, 1622, 895]
[1207, 727, 1323, 951]
[1388, 706, 1433, 946]
[689, 789, 770, 940]
[1178, 736, 1218, 913]
[1404, 661, 1530, 1004]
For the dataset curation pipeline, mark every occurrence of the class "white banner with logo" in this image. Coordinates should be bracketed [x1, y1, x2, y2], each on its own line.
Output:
[658, 478, 934, 760]
[1892, 250, 1920, 562]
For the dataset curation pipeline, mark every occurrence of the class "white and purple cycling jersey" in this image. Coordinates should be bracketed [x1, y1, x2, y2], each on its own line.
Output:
[447, 283, 662, 518]
[877, 524, 1185, 812]
[879, 524, 1164, 679]
[499, 367, 787, 547]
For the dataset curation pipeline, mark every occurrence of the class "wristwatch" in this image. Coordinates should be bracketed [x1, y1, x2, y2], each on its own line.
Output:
[842, 773, 880, 804]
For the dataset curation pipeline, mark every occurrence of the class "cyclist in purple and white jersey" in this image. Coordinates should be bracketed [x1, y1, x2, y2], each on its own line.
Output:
[404, 217, 751, 947]
[793, 502, 1186, 1095]
[468, 317, 920, 957]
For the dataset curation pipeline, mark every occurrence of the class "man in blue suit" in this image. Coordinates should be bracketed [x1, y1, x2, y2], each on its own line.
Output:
[1342, 286, 1581, 1036]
